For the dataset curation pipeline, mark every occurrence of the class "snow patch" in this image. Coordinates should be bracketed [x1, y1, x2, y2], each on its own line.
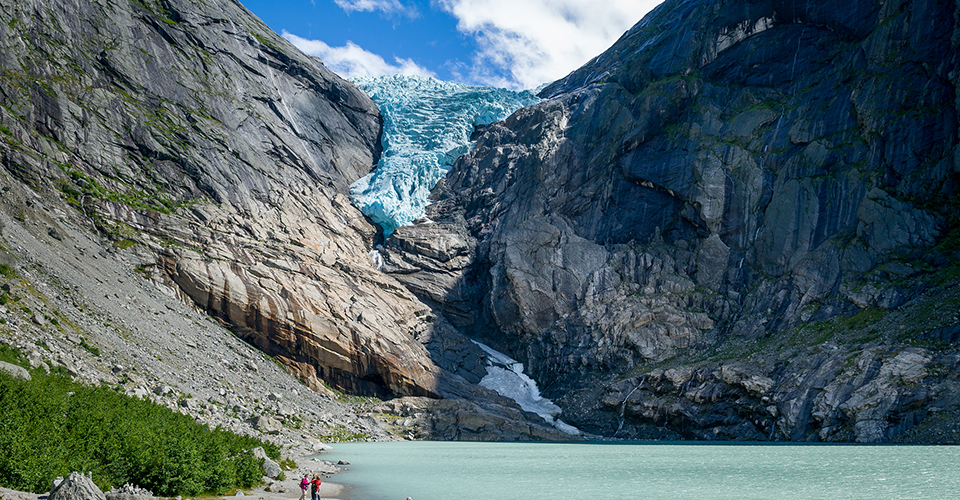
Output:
[473, 341, 580, 436]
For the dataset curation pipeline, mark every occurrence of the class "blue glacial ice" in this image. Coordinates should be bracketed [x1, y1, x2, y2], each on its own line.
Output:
[350, 75, 539, 237]
[472, 341, 580, 436]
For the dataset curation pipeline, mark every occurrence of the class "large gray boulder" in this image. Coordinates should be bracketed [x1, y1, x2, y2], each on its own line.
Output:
[50, 472, 106, 500]
[0, 361, 30, 381]
[249, 415, 283, 435]
[251, 447, 282, 479]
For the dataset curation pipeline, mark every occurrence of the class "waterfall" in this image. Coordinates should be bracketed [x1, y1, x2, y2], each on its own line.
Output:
[613, 376, 645, 438]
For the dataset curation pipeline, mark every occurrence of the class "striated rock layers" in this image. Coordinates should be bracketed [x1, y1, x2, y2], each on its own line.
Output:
[0, 0, 438, 397]
[0, 0, 563, 440]
[382, 0, 960, 441]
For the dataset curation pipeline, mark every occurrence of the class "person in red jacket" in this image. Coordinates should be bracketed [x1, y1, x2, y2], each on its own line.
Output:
[311, 475, 322, 500]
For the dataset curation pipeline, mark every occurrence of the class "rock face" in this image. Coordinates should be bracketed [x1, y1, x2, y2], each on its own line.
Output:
[0, 0, 437, 398]
[0, 0, 572, 441]
[384, 0, 960, 441]
[370, 396, 572, 441]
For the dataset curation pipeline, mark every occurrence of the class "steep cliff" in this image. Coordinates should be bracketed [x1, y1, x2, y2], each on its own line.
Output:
[0, 0, 439, 397]
[383, 0, 960, 442]
[0, 0, 568, 440]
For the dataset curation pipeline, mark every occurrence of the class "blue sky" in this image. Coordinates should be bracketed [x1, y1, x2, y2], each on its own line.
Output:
[239, 0, 664, 90]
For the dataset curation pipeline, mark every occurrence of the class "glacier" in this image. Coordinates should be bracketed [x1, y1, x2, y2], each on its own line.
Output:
[472, 341, 580, 436]
[350, 75, 539, 236]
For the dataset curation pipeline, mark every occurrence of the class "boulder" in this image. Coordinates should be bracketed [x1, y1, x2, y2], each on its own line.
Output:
[0, 361, 30, 381]
[152, 385, 172, 397]
[249, 415, 283, 435]
[311, 442, 333, 452]
[251, 447, 282, 479]
[50, 472, 105, 500]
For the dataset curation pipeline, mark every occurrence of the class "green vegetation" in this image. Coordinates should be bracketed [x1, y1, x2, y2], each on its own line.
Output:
[252, 33, 279, 52]
[113, 238, 137, 250]
[317, 425, 369, 443]
[131, 0, 180, 26]
[0, 344, 278, 496]
[59, 169, 182, 215]
[933, 221, 960, 261]
[0, 263, 15, 278]
[278, 457, 297, 471]
[77, 337, 100, 357]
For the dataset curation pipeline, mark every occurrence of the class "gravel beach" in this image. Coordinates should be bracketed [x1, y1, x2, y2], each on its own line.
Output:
[0, 448, 351, 500]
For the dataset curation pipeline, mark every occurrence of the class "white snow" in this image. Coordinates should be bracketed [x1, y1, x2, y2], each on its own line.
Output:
[473, 341, 580, 436]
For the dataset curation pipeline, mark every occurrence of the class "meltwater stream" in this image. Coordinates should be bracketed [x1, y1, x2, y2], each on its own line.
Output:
[350, 75, 538, 236]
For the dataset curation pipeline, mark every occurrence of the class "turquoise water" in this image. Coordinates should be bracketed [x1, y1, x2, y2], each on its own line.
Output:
[323, 441, 960, 500]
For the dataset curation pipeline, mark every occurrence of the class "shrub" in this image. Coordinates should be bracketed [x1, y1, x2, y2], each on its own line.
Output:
[0, 345, 278, 496]
[0, 263, 15, 278]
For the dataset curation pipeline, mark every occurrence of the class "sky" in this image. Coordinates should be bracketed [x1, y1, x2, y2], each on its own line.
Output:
[238, 0, 665, 90]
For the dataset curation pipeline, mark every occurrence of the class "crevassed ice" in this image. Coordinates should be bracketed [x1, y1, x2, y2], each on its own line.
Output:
[350, 75, 539, 237]
[472, 341, 580, 436]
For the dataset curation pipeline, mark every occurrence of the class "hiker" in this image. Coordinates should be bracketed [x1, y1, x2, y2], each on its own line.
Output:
[299, 474, 309, 500]
[311, 474, 322, 500]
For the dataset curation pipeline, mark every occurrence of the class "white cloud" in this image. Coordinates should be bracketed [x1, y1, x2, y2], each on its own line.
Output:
[283, 31, 435, 79]
[334, 0, 418, 18]
[437, 0, 663, 90]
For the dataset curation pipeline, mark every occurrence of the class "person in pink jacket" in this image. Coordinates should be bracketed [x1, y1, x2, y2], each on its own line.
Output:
[299, 474, 309, 500]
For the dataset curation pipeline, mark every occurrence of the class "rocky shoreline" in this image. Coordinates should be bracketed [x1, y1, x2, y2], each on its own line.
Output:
[0, 449, 352, 500]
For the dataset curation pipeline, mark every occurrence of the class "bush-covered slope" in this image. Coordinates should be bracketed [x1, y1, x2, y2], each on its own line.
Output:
[0, 345, 278, 495]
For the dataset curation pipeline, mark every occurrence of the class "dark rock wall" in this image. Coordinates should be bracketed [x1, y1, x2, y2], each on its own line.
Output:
[383, 0, 960, 441]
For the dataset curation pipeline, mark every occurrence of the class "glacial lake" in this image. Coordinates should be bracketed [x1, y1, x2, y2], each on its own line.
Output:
[321, 441, 960, 500]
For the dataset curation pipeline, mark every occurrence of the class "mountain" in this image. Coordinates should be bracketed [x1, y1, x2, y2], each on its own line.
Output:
[2, 0, 958, 445]
[383, 0, 960, 442]
[0, 0, 566, 441]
